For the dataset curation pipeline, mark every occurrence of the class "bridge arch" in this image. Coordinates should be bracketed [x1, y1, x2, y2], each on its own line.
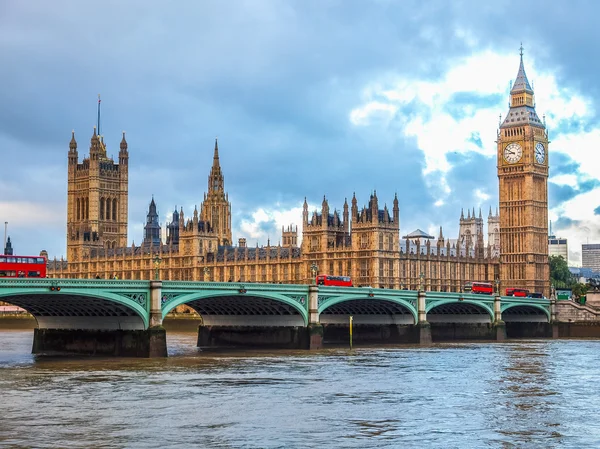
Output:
[501, 303, 550, 322]
[319, 295, 418, 325]
[162, 291, 308, 326]
[0, 289, 148, 329]
[426, 299, 494, 323]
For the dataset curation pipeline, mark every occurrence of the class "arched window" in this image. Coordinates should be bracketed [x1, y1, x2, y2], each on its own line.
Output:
[112, 199, 118, 222]
[106, 198, 111, 220]
[100, 198, 105, 220]
[76, 198, 80, 220]
[85, 197, 89, 220]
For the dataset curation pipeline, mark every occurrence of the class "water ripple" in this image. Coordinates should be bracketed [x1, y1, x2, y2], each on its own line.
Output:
[2, 330, 600, 448]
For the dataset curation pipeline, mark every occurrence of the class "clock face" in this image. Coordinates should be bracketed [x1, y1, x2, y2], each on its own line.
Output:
[503, 143, 522, 164]
[535, 142, 546, 163]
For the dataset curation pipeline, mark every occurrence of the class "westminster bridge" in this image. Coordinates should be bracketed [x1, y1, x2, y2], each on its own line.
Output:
[0, 279, 555, 357]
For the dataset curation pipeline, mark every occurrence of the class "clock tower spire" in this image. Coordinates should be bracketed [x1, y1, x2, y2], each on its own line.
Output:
[497, 46, 549, 297]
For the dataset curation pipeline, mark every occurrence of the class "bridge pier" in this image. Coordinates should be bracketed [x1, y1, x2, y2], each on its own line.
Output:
[32, 328, 167, 357]
[550, 299, 559, 338]
[149, 281, 164, 328]
[417, 291, 432, 344]
[307, 285, 323, 349]
[494, 295, 506, 341]
[197, 325, 311, 349]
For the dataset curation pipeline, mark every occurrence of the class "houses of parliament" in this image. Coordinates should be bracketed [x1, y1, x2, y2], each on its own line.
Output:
[47, 51, 550, 296]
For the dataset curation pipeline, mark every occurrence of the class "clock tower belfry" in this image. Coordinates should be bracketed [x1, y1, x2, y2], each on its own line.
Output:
[497, 46, 549, 297]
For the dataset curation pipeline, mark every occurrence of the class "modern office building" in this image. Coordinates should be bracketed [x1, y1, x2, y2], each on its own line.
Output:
[548, 235, 568, 260]
[582, 244, 600, 273]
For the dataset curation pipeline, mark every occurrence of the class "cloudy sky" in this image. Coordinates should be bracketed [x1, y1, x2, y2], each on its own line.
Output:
[1, 0, 598, 266]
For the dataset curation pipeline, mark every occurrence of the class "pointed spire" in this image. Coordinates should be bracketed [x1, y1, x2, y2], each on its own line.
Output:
[479, 208, 482, 219]
[472, 207, 476, 218]
[489, 206, 492, 217]
[467, 208, 471, 219]
[460, 208, 464, 219]
[438, 226, 444, 239]
[213, 137, 219, 167]
[120, 131, 128, 151]
[511, 43, 533, 93]
[69, 130, 77, 151]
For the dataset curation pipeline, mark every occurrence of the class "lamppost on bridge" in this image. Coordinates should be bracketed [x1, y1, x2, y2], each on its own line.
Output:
[203, 266, 210, 282]
[495, 276, 500, 296]
[153, 255, 162, 281]
[419, 272, 425, 292]
[310, 263, 318, 284]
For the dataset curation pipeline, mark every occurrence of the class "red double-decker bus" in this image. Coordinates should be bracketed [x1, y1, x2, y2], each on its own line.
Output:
[316, 275, 353, 287]
[0, 255, 47, 278]
[464, 282, 493, 295]
[505, 288, 529, 298]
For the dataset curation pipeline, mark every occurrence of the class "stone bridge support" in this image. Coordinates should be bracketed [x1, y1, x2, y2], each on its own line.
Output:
[416, 291, 432, 345]
[551, 298, 559, 338]
[494, 295, 506, 341]
[148, 281, 167, 356]
[307, 284, 323, 350]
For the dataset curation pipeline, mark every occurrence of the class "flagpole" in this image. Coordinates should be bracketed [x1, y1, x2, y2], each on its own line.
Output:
[97, 94, 101, 136]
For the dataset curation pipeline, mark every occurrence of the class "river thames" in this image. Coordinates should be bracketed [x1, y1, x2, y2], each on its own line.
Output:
[1, 330, 600, 448]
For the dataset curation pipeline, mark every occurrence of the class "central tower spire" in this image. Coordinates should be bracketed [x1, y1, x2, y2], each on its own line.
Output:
[200, 138, 232, 246]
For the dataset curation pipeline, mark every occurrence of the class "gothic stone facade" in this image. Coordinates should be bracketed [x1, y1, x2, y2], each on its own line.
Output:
[49, 134, 499, 291]
[49, 53, 548, 293]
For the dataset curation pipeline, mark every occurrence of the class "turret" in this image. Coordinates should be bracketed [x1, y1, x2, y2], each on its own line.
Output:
[351, 192, 358, 223]
[302, 197, 309, 226]
[343, 198, 349, 234]
[393, 193, 399, 224]
[119, 131, 129, 165]
[371, 191, 379, 220]
[69, 130, 78, 165]
[90, 126, 101, 161]
[4, 236, 13, 255]
[142, 197, 162, 248]
[437, 226, 444, 247]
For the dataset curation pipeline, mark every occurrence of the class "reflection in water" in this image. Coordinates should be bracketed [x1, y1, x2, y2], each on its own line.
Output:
[1, 330, 600, 448]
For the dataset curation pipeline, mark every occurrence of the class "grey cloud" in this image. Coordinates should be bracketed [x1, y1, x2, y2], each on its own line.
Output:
[1, 0, 599, 255]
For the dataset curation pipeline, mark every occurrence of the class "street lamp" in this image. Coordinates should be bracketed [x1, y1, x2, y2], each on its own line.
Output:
[310, 263, 318, 284]
[419, 272, 425, 292]
[494, 276, 500, 295]
[153, 255, 162, 281]
[203, 266, 210, 282]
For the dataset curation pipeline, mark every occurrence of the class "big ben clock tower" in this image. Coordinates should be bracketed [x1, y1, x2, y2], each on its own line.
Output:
[497, 46, 549, 297]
